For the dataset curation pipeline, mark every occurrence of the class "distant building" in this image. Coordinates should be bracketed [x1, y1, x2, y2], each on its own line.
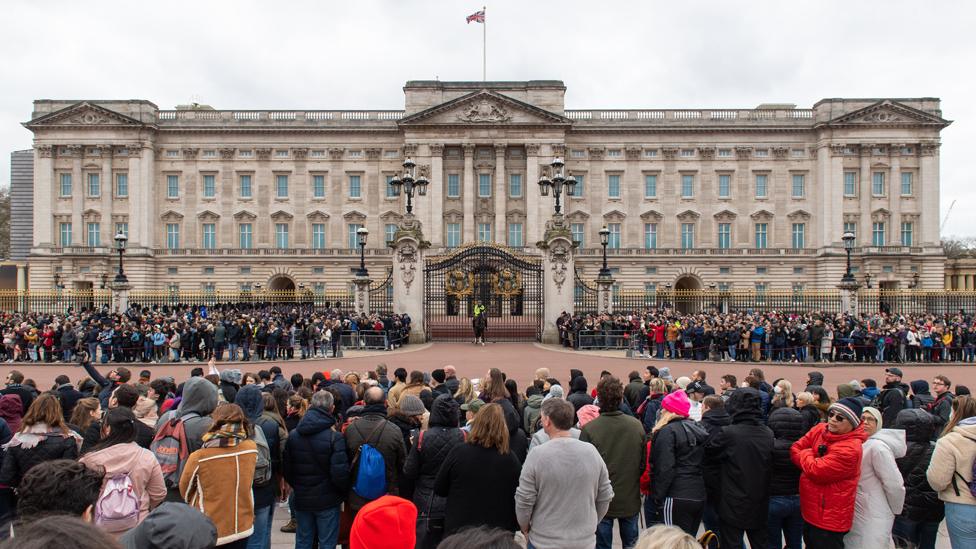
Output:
[22, 80, 950, 293]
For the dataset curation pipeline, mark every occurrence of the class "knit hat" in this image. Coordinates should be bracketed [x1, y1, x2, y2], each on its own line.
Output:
[431, 369, 446, 384]
[658, 367, 673, 381]
[675, 376, 692, 390]
[829, 397, 864, 427]
[577, 404, 600, 427]
[662, 390, 691, 418]
[544, 384, 564, 402]
[460, 398, 484, 413]
[399, 395, 426, 417]
[862, 406, 883, 429]
[350, 495, 417, 549]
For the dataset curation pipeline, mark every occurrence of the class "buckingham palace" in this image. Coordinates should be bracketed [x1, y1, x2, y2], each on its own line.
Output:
[21, 80, 950, 295]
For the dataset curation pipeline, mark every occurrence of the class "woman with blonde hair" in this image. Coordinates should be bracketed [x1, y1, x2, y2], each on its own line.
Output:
[771, 379, 795, 410]
[434, 403, 521, 537]
[927, 395, 976, 547]
[0, 393, 81, 489]
[650, 390, 708, 536]
[69, 397, 101, 434]
[634, 524, 701, 549]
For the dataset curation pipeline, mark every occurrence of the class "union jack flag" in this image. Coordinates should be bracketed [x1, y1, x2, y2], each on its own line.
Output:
[466, 9, 485, 24]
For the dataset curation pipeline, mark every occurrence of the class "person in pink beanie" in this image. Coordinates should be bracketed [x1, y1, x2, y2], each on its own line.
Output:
[661, 389, 691, 418]
[350, 495, 417, 549]
[576, 404, 601, 428]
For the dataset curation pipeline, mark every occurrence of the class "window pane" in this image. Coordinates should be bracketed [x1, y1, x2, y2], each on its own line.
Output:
[718, 223, 731, 249]
[166, 223, 179, 249]
[447, 174, 460, 197]
[901, 172, 913, 195]
[792, 174, 804, 198]
[60, 173, 72, 197]
[477, 223, 492, 242]
[571, 223, 584, 246]
[901, 222, 913, 246]
[240, 175, 252, 197]
[349, 175, 361, 198]
[88, 174, 100, 196]
[313, 175, 326, 198]
[644, 175, 657, 198]
[202, 174, 215, 198]
[275, 223, 288, 248]
[60, 223, 72, 246]
[312, 224, 326, 249]
[844, 222, 857, 245]
[681, 223, 695, 249]
[507, 223, 523, 247]
[792, 223, 805, 249]
[608, 223, 621, 249]
[872, 172, 885, 195]
[166, 175, 178, 198]
[385, 223, 397, 244]
[681, 175, 694, 198]
[447, 223, 460, 248]
[509, 174, 522, 197]
[87, 222, 100, 246]
[574, 175, 584, 195]
[239, 224, 252, 248]
[872, 222, 885, 246]
[348, 224, 363, 249]
[478, 174, 491, 197]
[203, 223, 216, 249]
[644, 223, 657, 249]
[608, 174, 620, 198]
[276, 175, 288, 198]
[844, 172, 857, 196]
[754, 223, 767, 249]
[755, 174, 767, 198]
[116, 173, 128, 197]
[718, 174, 730, 198]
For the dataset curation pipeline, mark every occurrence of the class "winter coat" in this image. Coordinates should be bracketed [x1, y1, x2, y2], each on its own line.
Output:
[522, 395, 543, 435]
[844, 429, 906, 548]
[926, 416, 976, 506]
[926, 392, 954, 432]
[651, 416, 708, 505]
[894, 408, 944, 523]
[709, 388, 774, 529]
[639, 393, 665, 434]
[344, 407, 407, 511]
[580, 410, 646, 518]
[790, 422, 868, 533]
[878, 381, 910, 429]
[282, 407, 350, 512]
[798, 404, 821, 434]
[179, 439, 258, 546]
[700, 407, 731, 505]
[567, 377, 594, 413]
[624, 379, 645, 411]
[768, 407, 804, 497]
[0, 429, 80, 488]
[403, 395, 466, 525]
[56, 384, 84, 423]
[79, 442, 167, 533]
[156, 377, 217, 455]
[434, 443, 521, 535]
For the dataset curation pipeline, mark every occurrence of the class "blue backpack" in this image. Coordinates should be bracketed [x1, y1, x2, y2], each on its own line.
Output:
[352, 420, 388, 501]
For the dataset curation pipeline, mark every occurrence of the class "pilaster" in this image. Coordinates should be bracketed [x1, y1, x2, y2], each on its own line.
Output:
[494, 143, 507, 244]
[525, 143, 541, 245]
[391, 214, 428, 342]
[539, 213, 575, 343]
[429, 144, 445, 247]
[462, 144, 475, 241]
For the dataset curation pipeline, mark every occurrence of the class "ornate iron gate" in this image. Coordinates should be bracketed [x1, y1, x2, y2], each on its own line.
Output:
[368, 269, 394, 315]
[573, 268, 598, 314]
[424, 244, 543, 341]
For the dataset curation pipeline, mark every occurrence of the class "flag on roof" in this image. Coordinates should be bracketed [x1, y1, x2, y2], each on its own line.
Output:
[466, 9, 485, 24]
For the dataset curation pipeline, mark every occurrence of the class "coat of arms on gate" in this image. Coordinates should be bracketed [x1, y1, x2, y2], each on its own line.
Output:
[445, 270, 474, 298]
[492, 269, 522, 298]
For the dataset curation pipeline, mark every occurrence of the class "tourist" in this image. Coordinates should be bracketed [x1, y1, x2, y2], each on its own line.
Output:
[699, 394, 730, 539]
[179, 403, 258, 548]
[926, 395, 976, 548]
[234, 386, 281, 549]
[844, 406, 906, 547]
[348, 495, 417, 549]
[344, 387, 407, 513]
[927, 374, 954, 432]
[1, 515, 124, 549]
[516, 399, 613, 549]
[0, 394, 24, 435]
[0, 394, 81, 490]
[651, 390, 708, 537]
[434, 403, 521, 536]
[766, 406, 805, 549]
[879, 367, 910, 427]
[892, 408, 944, 549]
[0, 370, 34, 415]
[119, 502, 218, 549]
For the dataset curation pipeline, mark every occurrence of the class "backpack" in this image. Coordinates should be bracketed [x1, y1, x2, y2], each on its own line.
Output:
[951, 434, 976, 499]
[251, 424, 273, 487]
[871, 387, 905, 412]
[150, 412, 197, 488]
[94, 473, 141, 532]
[351, 420, 389, 501]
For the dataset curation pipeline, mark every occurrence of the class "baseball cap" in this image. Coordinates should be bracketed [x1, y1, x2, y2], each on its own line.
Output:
[460, 399, 485, 413]
[885, 367, 904, 377]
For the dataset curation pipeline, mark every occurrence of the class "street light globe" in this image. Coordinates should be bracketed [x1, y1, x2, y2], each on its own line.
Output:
[842, 231, 855, 249]
[357, 227, 369, 245]
[114, 232, 128, 249]
[599, 226, 610, 246]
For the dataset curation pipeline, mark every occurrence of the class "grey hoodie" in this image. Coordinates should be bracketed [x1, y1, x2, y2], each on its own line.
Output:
[120, 502, 217, 549]
[156, 377, 217, 454]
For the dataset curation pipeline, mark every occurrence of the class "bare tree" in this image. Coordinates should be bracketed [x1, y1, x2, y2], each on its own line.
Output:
[0, 188, 9, 258]
[942, 236, 976, 258]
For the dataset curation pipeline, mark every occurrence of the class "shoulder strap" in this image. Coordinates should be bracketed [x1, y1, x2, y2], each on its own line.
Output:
[417, 430, 425, 451]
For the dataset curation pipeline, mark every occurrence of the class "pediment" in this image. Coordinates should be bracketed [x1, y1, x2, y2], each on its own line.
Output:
[196, 210, 220, 220]
[270, 210, 294, 221]
[399, 90, 572, 127]
[233, 210, 257, 221]
[821, 100, 950, 129]
[343, 210, 367, 222]
[565, 210, 590, 222]
[676, 209, 701, 221]
[379, 210, 403, 222]
[82, 208, 101, 219]
[160, 210, 184, 221]
[872, 208, 891, 220]
[787, 209, 812, 220]
[24, 102, 148, 129]
[306, 209, 330, 220]
[750, 209, 775, 221]
[640, 209, 664, 221]
[712, 209, 738, 220]
[602, 209, 627, 221]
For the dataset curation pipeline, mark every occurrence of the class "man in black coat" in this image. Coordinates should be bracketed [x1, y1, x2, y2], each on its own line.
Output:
[282, 390, 350, 547]
[708, 387, 775, 549]
[54, 374, 83, 422]
[879, 367, 910, 427]
[700, 395, 731, 541]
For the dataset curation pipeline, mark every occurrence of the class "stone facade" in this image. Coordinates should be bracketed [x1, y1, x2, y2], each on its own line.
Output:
[23, 80, 950, 293]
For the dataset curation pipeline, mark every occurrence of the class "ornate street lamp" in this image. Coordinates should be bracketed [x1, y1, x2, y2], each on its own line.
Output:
[864, 272, 873, 289]
[598, 226, 611, 279]
[537, 156, 577, 215]
[388, 157, 428, 215]
[841, 231, 856, 285]
[356, 227, 369, 277]
[113, 231, 128, 284]
[910, 272, 920, 289]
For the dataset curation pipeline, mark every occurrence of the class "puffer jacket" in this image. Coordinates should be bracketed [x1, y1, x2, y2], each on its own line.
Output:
[651, 416, 708, 505]
[844, 429, 907, 548]
[403, 396, 466, 530]
[790, 422, 868, 533]
[768, 407, 805, 497]
[567, 377, 593, 412]
[700, 406, 731, 505]
[0, 430, 80, 488]
[893, 408, 944, 523]
[640, 392, 665, 434]
[522, 394, 543, 435]
[282, 406, 350, 512]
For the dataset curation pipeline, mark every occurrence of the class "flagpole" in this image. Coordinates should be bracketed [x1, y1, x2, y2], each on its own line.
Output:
[482, 5, 486, 82]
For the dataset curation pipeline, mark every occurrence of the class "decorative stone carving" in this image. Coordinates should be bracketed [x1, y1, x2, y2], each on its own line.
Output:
[829, 144, 848, 157]
[403, 144, 418, 157]
[127, 144, 143, 156]
[625, 147, 642, 160]
[494, 143, 508, 155]
[292, 148, 308, 160]
[551, 144, 567, 157]
[256, 148, 272, 161]
[735, 146, 753, 159]
[456, 98, 511, 123]
[36, 145, 53, 158]
[661, 147, 679, 160]
[787, 209, 812, 221]
[698, 147, 715, 160]
[920, 143, 940, 156]
[772, 147, 789, 159]
[549, 241, 570, 293]
[525, 143, 541, 156]
[72, 110, 111, 125]
[677, 210, 701, 221]
[587, 147, 605, 160]
[365, 148, 382, 160]
[462, 144, 476, 156]
[429, 143, 445, 155]
[64, 145, 82, 157]
[397, 243, 418, 293]
[640, 210, 664, 221]
[328, 148, 345, 160]
[750, 209, 774, 221]
[862, 110, 903, 123]
[219, 148, 236, 160]
[713, 209, 737, 222]
[182, 147, 199, 159]
[871, 208, 891, 222]
[418, 164, 431, 178]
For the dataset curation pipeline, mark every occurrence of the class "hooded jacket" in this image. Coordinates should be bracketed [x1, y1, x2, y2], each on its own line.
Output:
[806, 371, 825, 389]
[79, 441, 167, 533]
[710, 388, 775, 529]
[567, 377, 594, 413]
[700, 406, 731, 505]
[650, 416, 708, 505]
[403, 395, 466, 526]
[909, 380, 934, 410]
[522, 394, 544, 435]
[879, 381, 910, 428]
[344, 404, 408, 512]
[119, 502, 218, 549]
[235, 385, 282, 509]
[893, 408, 944, 523]
[790, 422, 868, 533]
[798, 404, 821, 434]
[581, 410, 646, 518]
[0, 395, 23, 433]
[844, 428, 907, 548]
[927, 416, 976, 506]
[768, 407, 804, 497]
[156, 377, 217, 455]
[283, 406, 350, 512]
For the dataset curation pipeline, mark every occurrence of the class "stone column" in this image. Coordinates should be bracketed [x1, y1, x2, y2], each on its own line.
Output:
[596, 274, 615, 314]
[539, 214, 575, 343]
[392, 214, 427, 342]
[462, 144, 476, 241]
[429, 144, 445, 247]
[352, 274, 372, 316]
[494, 143, 507, 244]
[16, 264, 27, 291]
[33, 146, 55, 247]
[525, 144, 541, 245]
[110, 280, 132, 314]
[919, 143, 940, 245]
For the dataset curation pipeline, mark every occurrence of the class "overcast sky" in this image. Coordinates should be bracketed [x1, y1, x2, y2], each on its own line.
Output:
[2, 0, 973, 236]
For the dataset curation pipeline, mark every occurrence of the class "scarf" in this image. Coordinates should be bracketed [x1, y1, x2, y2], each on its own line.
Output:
[3, 422, 82, 450]
[201, 422, 246, 448]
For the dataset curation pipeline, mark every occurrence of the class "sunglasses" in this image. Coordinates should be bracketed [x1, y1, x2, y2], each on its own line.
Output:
[827, 412, 848, 422]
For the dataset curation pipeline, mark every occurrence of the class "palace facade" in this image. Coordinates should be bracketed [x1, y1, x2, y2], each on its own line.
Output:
[23, 80, 950, 294]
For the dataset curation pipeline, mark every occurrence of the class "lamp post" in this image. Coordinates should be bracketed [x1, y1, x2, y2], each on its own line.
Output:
[113, 231, 128, 284]
[864, 272, 873, 289]
[356, 227, 369, 277]
[910, 272, 920, 289]
[388, 157, 428, 215]
[841, 231, 856, 285]
[598, 226, 611, 279]
[537, 156, 577, 215]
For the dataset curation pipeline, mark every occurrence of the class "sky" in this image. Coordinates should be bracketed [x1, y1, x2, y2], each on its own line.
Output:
[1, 0, 974, 236]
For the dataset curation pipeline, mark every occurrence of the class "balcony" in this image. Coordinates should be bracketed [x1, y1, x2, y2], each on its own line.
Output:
[150, 248, 393, 257]
[574, 247, 820, 257]
[564, 108, 815, 125]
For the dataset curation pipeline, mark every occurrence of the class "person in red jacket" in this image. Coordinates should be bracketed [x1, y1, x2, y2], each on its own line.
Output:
[790, 397, 868, 549]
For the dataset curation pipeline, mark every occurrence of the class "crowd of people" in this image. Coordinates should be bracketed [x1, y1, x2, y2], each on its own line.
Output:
[0, 352, 971, 549]
[558, 308, 976, 363]
[0, 304, 412, 365]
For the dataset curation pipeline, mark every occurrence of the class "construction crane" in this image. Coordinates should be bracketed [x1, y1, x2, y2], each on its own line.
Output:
[941, 199, 957, 233]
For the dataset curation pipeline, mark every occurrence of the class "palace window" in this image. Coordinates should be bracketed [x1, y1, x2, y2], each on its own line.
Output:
[755, 174, 768, 198]
[718, 174, 731, 198]
[872, 172, 886, 196]
[508, 223, 523, 247]
[792, 174, 805, 198]
[901, 222, 914, 246]
[901, 172, 913, 196]
[844, 172, 857, 196]
[644, 223, 658, 249]
[681, 223, 695, 249]
[872, 222, 886, 246]
[202, 223, 216, 249]
[717, 223, 731, 249]
[312, 224, 326, 249]
[347, 223, 363, 249]
[349, 175, 361, 198]
[385, 223, 397, 245]
[792, 223, 805, 249]
[88, 173, 101, 197]
[202, 174, 215, 198]
[60, 173, 72, 197]
[446, 223, 461, 248]
[608, 174, 620, 198]
[239, 174, 252, 198]
[754, 223, 768, 249]
[166, 175, 178, 198]
[509, 174, 522, 197]
[681, 174, 694, 198]
[644, 174, 657, 198]
[239, 223, 253, 249]
[447, 174, 460, 198]
[313, 175, 326, 198]
[59, 222, 72, 246]
[478, 174, 491, 197]
[116, 173, 129, 198]
[608, 223, 621, 249]
[571, 223, 584, 246]
[276, 174, 289, 198]
[477, 223, 492, 242]
[166, 223, 179, 249]
[87, 222, 100, 246]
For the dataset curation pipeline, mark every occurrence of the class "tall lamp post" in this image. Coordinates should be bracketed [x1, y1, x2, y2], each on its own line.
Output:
[598, 226, 611, 279]
[113, 231, 128, 284]
[537, 156, 577, 215]
[841, 231, 856, 285]
[388, 157, 428, 215]
[356, 227, 369, 277]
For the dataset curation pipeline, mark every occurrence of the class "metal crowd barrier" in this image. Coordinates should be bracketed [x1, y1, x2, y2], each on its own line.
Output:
[339, 330, 394, 351]
[575, 329, 634, 350]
